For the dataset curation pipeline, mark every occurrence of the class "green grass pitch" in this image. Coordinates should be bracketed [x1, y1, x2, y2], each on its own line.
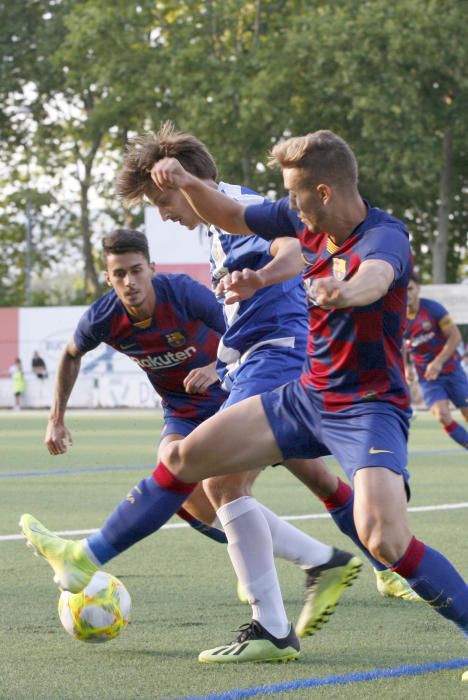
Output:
[0, 409, 467, 699]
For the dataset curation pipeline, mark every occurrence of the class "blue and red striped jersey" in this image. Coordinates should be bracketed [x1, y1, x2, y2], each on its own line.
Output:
[405, 298, 461, 379]
[245, 198, 411, 412]
[74, 273, 227, 419]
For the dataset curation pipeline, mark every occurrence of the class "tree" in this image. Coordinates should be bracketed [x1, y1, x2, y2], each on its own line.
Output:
[258, 0, 467, 281]
[1, 0, 466, 306]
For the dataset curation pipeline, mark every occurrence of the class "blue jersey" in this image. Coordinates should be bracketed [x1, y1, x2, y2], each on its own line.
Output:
[74, 274, 227, 420]
[245, 198, 411, 412]
[209, 182, 308, 390]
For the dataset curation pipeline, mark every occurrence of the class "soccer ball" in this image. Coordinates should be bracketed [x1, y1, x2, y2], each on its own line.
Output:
[58, 571, 131, 643]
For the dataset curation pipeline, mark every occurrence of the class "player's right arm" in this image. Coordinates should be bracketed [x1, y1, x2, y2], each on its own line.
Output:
[45, 338, 85, 455]
[425, 313, 462, 380]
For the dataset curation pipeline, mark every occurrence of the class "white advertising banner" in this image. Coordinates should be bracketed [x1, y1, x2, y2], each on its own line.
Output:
[0, 306, 160, 409]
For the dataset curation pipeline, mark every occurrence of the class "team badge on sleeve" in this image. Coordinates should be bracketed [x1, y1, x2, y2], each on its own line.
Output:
[332, 258, 347, 281]
[164, 331, 187, 348]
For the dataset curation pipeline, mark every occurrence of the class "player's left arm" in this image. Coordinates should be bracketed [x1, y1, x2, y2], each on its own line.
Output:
[312, 259, 394, 309]
[218, 237, 303, 305]
[425, 318, 462, 380]
[183, 362, 219, 394]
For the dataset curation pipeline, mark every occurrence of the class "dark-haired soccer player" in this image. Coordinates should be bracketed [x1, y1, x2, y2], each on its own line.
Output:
[405, 272, 468, 449]
[43, 227, 228, 527]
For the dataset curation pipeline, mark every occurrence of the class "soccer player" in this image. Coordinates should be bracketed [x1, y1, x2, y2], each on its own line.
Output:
[23, 225, 361, 662]
[405, 271, 468, 448]
[44, 227, 228, 527]
[140, 130, 467, 661]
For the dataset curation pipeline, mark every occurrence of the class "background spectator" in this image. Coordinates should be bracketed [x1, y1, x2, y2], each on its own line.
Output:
[31, 350, 48, 379]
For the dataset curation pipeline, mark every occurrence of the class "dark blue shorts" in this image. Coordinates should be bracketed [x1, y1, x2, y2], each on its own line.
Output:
[161, 415, 207, 439]
[222, 346, 304, 408]
[162, 346, 304, 437]
[261, 379, 411, 484]
[419, 364, 468, 409]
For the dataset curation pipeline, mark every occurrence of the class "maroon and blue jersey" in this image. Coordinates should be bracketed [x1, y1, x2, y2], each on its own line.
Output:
[74, 274, 227, 420]
[245, 198, 411, 412]
[405, 298, 461, 380]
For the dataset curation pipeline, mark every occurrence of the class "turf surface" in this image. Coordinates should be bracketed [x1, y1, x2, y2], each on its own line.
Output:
[0, 409, 467, 699]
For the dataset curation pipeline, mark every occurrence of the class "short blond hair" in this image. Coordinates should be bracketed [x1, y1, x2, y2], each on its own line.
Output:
[269, 130, 358, 189]
[116, 122, 218, 207]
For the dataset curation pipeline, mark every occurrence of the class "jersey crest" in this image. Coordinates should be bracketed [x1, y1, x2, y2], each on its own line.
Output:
[164, 330, 187, 348]
[332, 258, 347, 281]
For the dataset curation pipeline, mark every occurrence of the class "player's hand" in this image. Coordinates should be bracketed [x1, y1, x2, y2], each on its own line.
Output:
[424, 358, 443, 381]
[150, 157, 191, 191]
[216, 269, 264, 305]
[311, 276, 349, 309]
[45, 420, 73, 456]
[405, 365, 416, 383]
[183, 363, 219, 394]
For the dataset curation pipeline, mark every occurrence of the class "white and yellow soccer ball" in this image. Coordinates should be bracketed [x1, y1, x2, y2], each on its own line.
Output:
[58, 571, 131, 643]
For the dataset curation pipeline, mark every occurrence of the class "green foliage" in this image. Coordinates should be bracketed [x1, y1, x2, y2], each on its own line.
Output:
[0, 0, 466, 305]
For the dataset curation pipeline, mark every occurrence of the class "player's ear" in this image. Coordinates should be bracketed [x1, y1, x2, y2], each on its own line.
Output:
[317, 184, 332, 205]
[150, 262, 156, 274]
[103, 271, 112, 287]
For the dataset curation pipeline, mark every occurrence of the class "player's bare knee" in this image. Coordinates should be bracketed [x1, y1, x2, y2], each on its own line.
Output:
[161, 441, 194, 481]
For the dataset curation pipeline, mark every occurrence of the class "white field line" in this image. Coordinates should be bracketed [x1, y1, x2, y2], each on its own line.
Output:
[4, 501, 468, 543]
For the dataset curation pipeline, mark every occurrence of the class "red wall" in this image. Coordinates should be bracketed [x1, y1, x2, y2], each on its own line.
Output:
[0, 308, 19, 375]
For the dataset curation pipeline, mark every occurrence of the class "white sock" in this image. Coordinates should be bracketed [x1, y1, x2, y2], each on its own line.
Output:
[211, 515, 223, 530]
[259, 504, 333, 569]
[217, 496, 290, 639]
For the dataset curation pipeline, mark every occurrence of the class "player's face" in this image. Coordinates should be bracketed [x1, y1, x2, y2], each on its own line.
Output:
[150, 189, 204, 230]
[104, 252, 156, 310]
[407, 280, 420, 309]
[283, 167, 326, 233]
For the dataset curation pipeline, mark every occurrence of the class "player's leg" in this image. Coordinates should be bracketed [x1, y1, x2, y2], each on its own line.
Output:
[442, 368, 468, 447]
[181, 483, 217, 525]
[204, 470, 291, 640]
[353, 466, 468, 635]
[167, 377, 317, 662]
[20, 422, 203, 592]
[162, 395, 284, 480]
[421, 373, 468, 448]
[285, 456, 417, 600]
[430, 398, 468, 448]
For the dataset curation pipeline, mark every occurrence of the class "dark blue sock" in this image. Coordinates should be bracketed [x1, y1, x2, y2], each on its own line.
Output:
[444, 420, 468, 448]
[322, 479, 385, 570]
[393, 537, 468, 636]
[177, 507, 228, 544]
[86, 463, 197, 565]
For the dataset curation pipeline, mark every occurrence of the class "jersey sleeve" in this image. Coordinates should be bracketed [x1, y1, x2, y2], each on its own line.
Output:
[73, 306, 105, 353]
[179, 276, 226, 334]
[360, 225, 410, 281]
[244, 196, 300, 241]
[425, 299, 451, 326]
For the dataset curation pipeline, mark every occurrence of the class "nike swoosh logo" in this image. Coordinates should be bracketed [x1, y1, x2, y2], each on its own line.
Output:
[369, 447, 394, 455]
[120, 343, 136, 350]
